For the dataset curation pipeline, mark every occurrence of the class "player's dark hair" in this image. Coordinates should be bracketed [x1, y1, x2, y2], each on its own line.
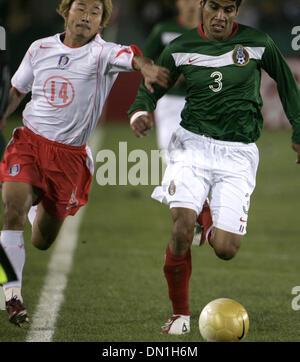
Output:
[203, 0, 243, 9]
[57, 0, 113, 31]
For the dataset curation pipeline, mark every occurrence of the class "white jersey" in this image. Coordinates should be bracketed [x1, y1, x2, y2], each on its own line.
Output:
[12, 33, 138, 145]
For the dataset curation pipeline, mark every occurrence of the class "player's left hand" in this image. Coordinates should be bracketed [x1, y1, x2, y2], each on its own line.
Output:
[140, 63, 170, 93]
[292, 143, 300, 164]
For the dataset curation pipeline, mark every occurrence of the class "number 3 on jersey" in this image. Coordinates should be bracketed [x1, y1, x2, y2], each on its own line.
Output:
[209, 71, 223, 93]
[43, 76, 75, 108]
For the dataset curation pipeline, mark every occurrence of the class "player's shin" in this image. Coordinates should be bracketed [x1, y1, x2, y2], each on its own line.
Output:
[163, 245, 191, 316]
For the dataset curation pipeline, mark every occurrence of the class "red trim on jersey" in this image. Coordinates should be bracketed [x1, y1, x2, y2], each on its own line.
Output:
[126, 45, 143, 69]
[198, 22, 239, 39]
[11, 84, 27, 96]
[60, 32, 102, 48]
[60, 33, 83, 49]
[129, 45, 142, 57]
[115, 45, 142, 59]
[115, 48, 132, 58]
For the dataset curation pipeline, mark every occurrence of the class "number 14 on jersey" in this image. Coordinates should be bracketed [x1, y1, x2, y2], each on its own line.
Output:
[43, 76, 75, 108]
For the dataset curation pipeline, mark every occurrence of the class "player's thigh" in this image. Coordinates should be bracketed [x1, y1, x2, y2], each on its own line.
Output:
[212, 228, 243, 260]
[210, 176, 254, 237]
[31, 203, 64, 250]
[209, 176, 254, 259]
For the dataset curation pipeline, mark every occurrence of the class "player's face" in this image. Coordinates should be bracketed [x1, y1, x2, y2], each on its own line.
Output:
[201, 0, 239, 40]
[66, 0, 104, 43]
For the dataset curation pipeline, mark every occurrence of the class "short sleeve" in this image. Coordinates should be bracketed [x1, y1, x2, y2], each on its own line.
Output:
[11, 46, 34, 94]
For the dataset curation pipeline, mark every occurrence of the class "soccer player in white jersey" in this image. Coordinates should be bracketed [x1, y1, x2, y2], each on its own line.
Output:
[129, 0, 300, 335]
[0, 0, 170, 327]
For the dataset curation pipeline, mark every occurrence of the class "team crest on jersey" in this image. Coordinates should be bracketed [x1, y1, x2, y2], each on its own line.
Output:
[168, 180, 176, 196]
[9, 164, 20, 177]
[58, 55, 70, 69]
[232, 45, 250, 66]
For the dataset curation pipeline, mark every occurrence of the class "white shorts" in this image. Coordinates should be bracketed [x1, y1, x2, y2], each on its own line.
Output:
[151, 127, 259, 235]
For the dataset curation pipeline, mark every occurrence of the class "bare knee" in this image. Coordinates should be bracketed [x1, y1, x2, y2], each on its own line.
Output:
[214, 243, 239, 260]
[31, 233, 53, 251]
[31, 205, 64, 251]
[211, 229, 242, 260]
[170, 208, 197, 255]
[2, 182, 34, 230]
[31, 221, 58, 251]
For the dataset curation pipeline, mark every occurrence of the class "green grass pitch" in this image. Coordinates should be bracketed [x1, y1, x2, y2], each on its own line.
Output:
[0, 116, 299, 342]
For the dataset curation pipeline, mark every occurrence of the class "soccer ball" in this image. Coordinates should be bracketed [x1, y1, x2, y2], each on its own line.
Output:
[199, 298, 249, 342]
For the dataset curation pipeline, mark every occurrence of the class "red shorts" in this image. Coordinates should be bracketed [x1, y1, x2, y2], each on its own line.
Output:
[0, 126, 94, 220]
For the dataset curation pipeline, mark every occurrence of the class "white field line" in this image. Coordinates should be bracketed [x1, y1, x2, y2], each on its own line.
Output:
[26, 128, 102, 342]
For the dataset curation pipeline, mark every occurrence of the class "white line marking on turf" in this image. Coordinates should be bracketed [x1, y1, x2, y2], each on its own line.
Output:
[26, 129, 102, 342]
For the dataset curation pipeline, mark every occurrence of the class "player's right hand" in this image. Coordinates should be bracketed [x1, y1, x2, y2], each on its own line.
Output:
[130, 113, 153, 138]
[140, 64, 170, 93]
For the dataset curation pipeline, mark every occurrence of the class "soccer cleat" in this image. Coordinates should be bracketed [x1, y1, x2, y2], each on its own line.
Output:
[192, 198, 213, 246]
[161, 315, 190, 335]
[6, 296, 29, 327]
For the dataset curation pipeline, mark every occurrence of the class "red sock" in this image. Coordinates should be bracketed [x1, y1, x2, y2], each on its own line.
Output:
[163, 245, 192, 316]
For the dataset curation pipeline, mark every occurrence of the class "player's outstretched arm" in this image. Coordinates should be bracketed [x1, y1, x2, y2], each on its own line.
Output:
[292, 143, 300, 164]
[129, 111, 153, 138]
[132, 55, 170, 93]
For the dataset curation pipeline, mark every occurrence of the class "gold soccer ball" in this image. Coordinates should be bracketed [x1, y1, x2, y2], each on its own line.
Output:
[199, 298, 249, 342]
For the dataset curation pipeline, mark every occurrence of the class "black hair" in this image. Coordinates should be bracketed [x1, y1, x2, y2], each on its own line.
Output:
[203, 0, 243, 9]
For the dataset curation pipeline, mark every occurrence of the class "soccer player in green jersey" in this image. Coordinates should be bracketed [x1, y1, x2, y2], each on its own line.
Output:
[143, 0, 201, 161]
[128, 0, 300, 335]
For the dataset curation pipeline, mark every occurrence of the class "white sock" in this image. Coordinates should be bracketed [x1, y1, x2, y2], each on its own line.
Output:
[28, 205, 38, 226]
[0, 230, 25, 300]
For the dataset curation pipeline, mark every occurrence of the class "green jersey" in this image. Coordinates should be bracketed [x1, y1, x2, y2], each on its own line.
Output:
[129, 23, 300, 143]
[143, 18, 191, 97]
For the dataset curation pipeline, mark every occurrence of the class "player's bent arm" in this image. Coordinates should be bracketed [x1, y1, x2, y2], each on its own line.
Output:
[128, 46, 179, 134]
[0, 87, 26, 131]
[261, 36, 300, 142]
[132, 55, 170, 93]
